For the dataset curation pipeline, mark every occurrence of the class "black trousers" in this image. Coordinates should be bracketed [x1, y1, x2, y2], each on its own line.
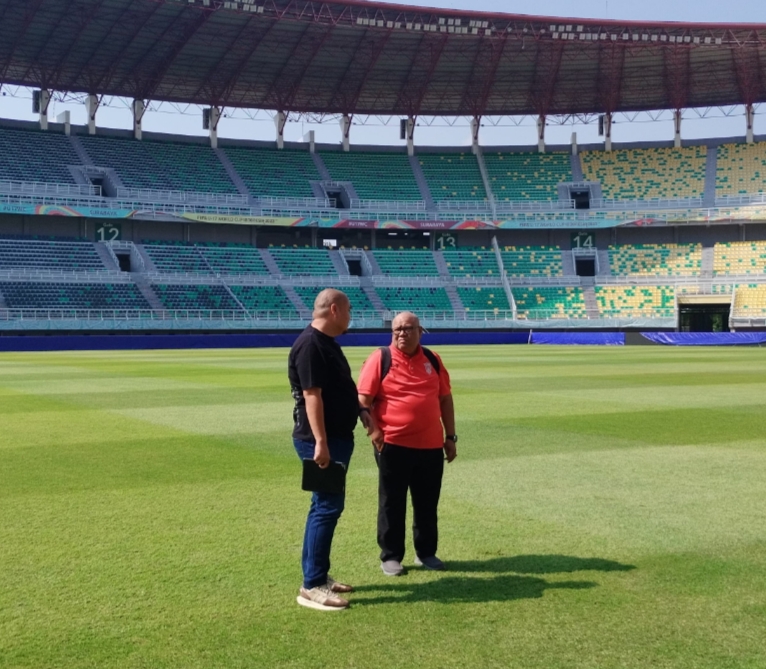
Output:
[374, 443, 444, 562]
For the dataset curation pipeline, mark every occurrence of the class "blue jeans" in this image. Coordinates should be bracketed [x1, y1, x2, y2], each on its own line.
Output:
[294, 437, 354, 589]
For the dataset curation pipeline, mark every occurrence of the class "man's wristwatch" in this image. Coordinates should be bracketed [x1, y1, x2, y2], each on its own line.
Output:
[445, 434, 458, 443]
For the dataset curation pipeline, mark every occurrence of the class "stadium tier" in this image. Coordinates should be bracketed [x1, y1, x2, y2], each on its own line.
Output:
[418, 153, 487, 202]
[375, 287, 453, 312]
[713, 241, 766, 275]
[268, 248, 336, 275]
[0, 282, 149, 309]
[319, 151, 422, 201]
[483, 152, 571, 201]
[142, 243, 211, 274]
[716, 143, 766, 197]
[373, 249, 440, 276]
[512, 287, 587, 319]
[197, 245, 270, 275]
[0, 126, 79, 184]
[223, 147, 318, 199]
[228, 285, 296, 313]
[608, 243, 702, 276]
[500, 245, 563, 277]
[733, 284, 766, 316]
[80, 135, 237, 194]
[151, 284, 241, 311]
[456, 286, 511, 312]
[580, 146, 707, 200]
[0, 239, 106, 271]
[442, 247, 500, 278]
[293, 286, 375, 312]
[595, 285, 676, 317]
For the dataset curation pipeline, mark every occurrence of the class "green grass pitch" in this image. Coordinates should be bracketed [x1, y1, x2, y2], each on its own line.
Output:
[1, 345, 765, 669]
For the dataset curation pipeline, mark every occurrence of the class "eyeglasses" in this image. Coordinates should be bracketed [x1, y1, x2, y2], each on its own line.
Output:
[392, 326, 419, 335]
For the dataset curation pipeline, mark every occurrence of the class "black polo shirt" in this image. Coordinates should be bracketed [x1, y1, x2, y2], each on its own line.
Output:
[288, 325, 359, 442]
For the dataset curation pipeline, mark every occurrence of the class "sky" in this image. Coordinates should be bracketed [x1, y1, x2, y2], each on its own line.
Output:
[1, 0, 765, 148]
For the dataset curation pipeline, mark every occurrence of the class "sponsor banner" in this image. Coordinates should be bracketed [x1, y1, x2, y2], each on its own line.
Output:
[181, 213, 305, 226]
[0, 203, 139, 218]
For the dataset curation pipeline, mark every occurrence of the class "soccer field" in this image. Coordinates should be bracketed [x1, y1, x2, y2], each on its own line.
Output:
[1, 345, 765, 669]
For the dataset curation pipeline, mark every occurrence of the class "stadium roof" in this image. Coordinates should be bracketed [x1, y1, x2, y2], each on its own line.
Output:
[0, 0, 765, 118]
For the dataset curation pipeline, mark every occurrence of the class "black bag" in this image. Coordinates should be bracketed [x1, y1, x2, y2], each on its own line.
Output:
[301, 459, 347, 494]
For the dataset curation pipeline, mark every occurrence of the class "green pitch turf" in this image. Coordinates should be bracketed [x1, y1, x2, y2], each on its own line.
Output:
[1, 345, 765, 669]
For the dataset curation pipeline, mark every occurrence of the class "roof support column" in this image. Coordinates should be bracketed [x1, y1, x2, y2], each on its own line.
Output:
[275, 111, 287, 149]
[406, 116, 415, 157]
[339, 114, 351, 152]
[673, 109, 682, 148]
[132, 99, 146, 141]
[304, 130, 315, 153]
[746, 103, 755, 144]
[205, 107, 221, 149]
[471, 116, 481, 155]
[571, 132, 578, 156]
[537, 115, 546, 153]
[85, 95, 99, 135]
[604, 113, 613, 152]
[35, 89, 51, 130]
[56, 111, 71, 136]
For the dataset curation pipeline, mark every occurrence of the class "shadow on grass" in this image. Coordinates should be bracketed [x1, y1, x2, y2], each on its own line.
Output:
[353, 555, 635, 606]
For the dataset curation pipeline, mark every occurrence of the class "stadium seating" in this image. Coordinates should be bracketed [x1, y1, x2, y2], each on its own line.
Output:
[373, 250, 439, 276]
[375, 287, 453, 312]
[228, 285, 296, 313]
[197, 244, 270, 275]
[713, 241, 766, 275]
[223, 147, 318, 199]
[269, 248, 336, 275]
[418, 153, 487, 202]
[512, 287, 586, 318]
[0, 239, 106, 271]
[151, 284, 241, 311]
[500, 245, 563, 277]
[483, 152, 571, 201]
[732, 284, 766, 316]
[80, 135, 237, 193]
[320, 152, 421, 201]
[716, 143, 766, 196]
[442, 247, 499, 278]
[142, 243, 211, 274]
[595, 285, 676, 317]
[0, 126, 80, 184]
[0, 282, 149, 309]
[580, 146, 707, 200]
[293, 286, 375, 312]
[456, 286, 511, 312]
[608, 243, 702, 276]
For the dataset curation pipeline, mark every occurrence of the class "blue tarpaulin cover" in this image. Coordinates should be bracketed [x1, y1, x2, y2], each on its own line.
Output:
[531, 332, 625, 346]
[640, 332, 766, 346]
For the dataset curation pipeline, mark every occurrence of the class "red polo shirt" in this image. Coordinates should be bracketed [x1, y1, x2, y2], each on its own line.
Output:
[357, 344, 451, 449]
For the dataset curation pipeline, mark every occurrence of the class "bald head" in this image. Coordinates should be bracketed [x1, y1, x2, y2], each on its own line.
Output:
[311, 288, 351, 337]
[313, 288, 349, 319]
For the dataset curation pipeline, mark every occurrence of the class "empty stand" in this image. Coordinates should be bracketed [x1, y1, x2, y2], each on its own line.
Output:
[713, 241, 766, 275]
[716, 143, 766, 197]
[151, 284, 241, 311]
[0, 282, 149, 309]
[228, 285, 296, 313]
[0, 126, 80, 184]
[418, 153, 487, 202]
[733, 284, 766, 316]
[442, 247, 499, 278]
[373, 249, 439, 276]
[456, 286, 511, 312]
[293, 285, 375, 312]
[595, 285, 676, 317]
[0, 239, 106, 271]
[512, 287, 586, 318]
[223, 147, 319, 199]
[320, 152, 421, 201]
[581, 146, 706, 200]
[197, 244, 270, 275]
[80, 135, 237, 193]
[269, 248, 336, 275]
[142, 243, 210, 274]
[375, 286, 453, 312]
[608, 243, 702, 276]
[500, 246, 563, 277]
[483, 152, 571, 201]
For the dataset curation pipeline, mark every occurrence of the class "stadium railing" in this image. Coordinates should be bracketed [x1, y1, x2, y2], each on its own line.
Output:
[590, 196, 705, 210]
[0, 181, 101, 198]
[349, 199, 426, 211]
[715, 193, 766, 206]
[116, 188, 249, 206]
[256, 195, 335, 209]
[493, 200, 576, 212]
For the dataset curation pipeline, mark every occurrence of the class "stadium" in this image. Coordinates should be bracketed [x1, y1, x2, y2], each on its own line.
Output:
[1, 0, 766, 667]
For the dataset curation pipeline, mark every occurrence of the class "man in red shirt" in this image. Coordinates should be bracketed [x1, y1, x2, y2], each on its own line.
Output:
[357, 311, 457, 576]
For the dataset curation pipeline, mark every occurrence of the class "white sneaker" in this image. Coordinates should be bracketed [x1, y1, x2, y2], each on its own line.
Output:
[297, 584, 349, 611]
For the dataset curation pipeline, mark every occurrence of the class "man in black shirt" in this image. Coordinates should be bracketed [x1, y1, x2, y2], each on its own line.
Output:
[288, 288, 374, 611]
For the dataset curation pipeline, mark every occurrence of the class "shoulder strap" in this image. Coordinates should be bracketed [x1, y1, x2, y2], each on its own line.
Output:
[379, 345, 440, 382]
